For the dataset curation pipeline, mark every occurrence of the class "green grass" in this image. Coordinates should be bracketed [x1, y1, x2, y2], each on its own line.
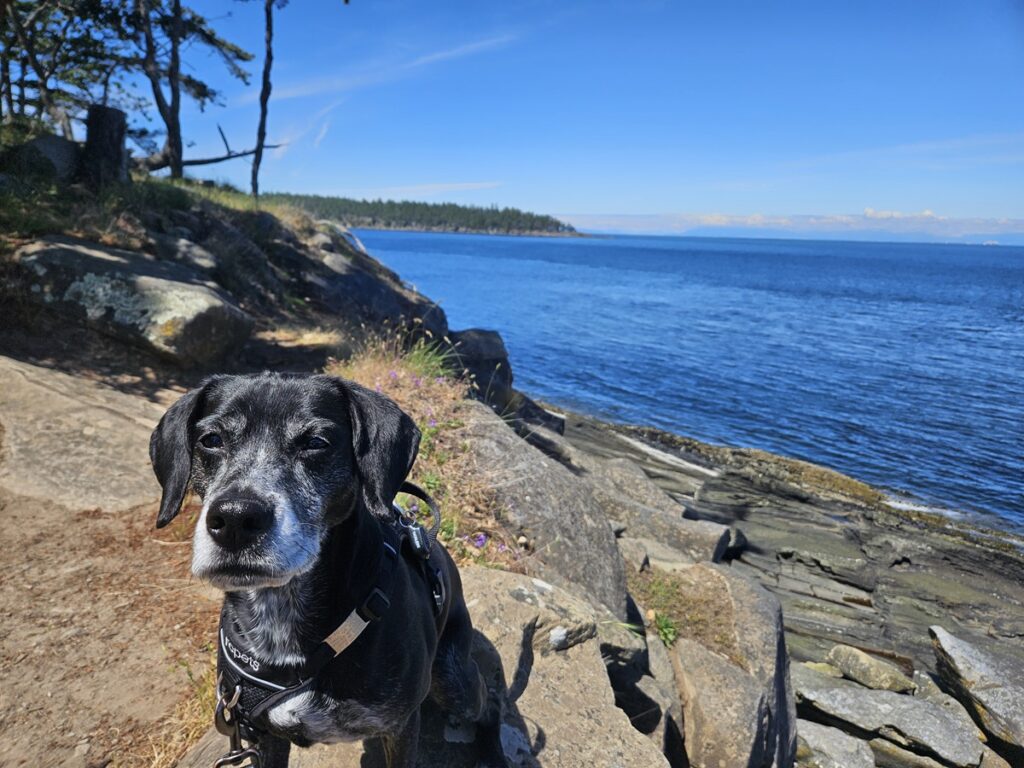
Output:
[654, 612, 679, 647]
[403, 338, 458, 378]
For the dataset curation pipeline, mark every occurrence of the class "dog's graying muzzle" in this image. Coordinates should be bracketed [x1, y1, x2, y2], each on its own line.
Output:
[207, 498, 275, 552]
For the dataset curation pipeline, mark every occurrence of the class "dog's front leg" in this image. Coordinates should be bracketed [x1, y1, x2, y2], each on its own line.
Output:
[362, 709, 421, 768]
[257, 733, 292, 768]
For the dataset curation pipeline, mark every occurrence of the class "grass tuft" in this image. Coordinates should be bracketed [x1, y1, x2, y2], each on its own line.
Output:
[325, 334, 523, 571]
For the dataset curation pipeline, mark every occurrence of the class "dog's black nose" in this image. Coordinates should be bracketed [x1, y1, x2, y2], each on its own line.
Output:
[206, 498, 274, 550]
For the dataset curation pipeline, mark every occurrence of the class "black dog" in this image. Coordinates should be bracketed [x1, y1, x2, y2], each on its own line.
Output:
[150, 372, 504, 768]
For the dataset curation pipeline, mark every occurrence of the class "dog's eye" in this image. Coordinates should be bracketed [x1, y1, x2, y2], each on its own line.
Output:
[199, 433, 224, 450]
[303, 436, 330, 451]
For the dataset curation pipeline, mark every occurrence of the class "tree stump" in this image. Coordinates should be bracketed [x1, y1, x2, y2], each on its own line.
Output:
[81, 105, 128, 188]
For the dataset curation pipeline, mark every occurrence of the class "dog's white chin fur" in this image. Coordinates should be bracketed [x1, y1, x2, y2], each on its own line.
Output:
[202, 569, 298, 592]
[192, 499, 319, 592]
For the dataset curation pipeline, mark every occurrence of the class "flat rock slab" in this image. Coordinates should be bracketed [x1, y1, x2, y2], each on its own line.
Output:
[796, 719, 874, 768]
[460, 401, 629, 619]
[912, 670, 987, 744]
[930, 626, 1024, 762]
[179, 566, 667, 768]
[0, 356, 164, 510]
[669, 563, 796, 768]
[11, 235, 253, 366]
[827, 645, 915, 692]
[793, 664, 984, 767]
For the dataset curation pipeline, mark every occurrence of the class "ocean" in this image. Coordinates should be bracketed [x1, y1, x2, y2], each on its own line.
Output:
[355, 229, 1024, 531]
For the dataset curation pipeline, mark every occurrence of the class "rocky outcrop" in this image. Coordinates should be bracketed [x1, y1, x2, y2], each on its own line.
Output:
[0, 132, 80, 181]
[796, 719, 875, 768]
[9, 236, 253, 367]
[450, 327, 566, 432]
[930, 626, 1024, 763]
[826, 645, 915, 693]
[521, 425, 730, 564]
[459, 400, 628, 619]
[450, 328, 513, 397]
[667, 563, 796, 768]
[793, 664, 984, 767]
[912, 671, 987, 744]
[180, 567, 669, 768]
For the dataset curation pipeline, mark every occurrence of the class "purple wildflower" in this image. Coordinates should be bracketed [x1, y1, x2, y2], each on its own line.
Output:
[388, 370, 399, 380]
[428, 418, 437, 428]
[497, 542, 508, 553]
[472, 533, 488, 548]
[413, 376, 422, 388]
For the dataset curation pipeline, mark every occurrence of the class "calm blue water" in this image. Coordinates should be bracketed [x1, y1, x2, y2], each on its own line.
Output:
[355, 230, 1024, 531]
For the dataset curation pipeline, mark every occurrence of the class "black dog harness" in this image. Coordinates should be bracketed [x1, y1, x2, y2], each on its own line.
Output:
[212, 483, 444, 768]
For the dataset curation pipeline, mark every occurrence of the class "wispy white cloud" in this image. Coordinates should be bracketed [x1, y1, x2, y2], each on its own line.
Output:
[241, 33, 516, 105]
[561, 209, 1024, 242]
[313, 120, 330, 149]
[271, 97, 346, 159]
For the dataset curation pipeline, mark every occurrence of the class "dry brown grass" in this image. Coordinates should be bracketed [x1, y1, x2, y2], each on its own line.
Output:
[326, 336, 524, 571]
[123, 658, 218, 768]
[627, 568, 742, 664]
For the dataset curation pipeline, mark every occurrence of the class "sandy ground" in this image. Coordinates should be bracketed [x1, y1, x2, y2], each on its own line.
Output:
[0, 355, 220, 768]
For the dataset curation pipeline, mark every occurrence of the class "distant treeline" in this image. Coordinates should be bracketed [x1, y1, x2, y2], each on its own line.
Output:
[264, 193, 577, 235]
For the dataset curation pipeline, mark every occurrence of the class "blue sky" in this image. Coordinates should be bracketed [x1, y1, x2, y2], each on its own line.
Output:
[180, 0, 1024, 239]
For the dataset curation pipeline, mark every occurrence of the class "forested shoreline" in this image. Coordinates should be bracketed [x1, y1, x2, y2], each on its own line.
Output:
[264, 192, 578, 235]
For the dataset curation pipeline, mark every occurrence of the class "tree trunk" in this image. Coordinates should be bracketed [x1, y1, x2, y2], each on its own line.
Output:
[82, 105, 128, 188]
[136, 0, 183, 177]
[251, 0, 274, 201]
[167, 0, 183, 178]
[17, 54, 27, 114]
[0, 49, 11, 119]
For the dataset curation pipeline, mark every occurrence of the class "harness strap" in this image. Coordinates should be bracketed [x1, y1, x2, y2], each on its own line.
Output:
[214, 485, 447, 760]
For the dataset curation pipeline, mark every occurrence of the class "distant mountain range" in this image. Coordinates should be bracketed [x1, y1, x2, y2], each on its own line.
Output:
[561, 212, 1024, 246]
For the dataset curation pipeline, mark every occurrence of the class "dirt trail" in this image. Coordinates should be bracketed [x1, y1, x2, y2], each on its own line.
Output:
[0, 357, 219, 768]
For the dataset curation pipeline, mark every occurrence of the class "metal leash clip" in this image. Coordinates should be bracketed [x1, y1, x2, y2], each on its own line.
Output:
[213, 675, 263, 768]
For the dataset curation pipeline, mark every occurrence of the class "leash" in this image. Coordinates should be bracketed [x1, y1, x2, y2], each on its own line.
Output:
[212, 484, 445, 768]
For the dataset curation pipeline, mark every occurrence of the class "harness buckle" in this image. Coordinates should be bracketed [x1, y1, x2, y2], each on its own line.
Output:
[359, 587, 391, 621]
[213, 675, 263, 768]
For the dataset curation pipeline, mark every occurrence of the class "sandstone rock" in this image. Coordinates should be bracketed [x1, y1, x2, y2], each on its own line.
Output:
[792, 664, 984, 767]
[2, 133, 81, 181]
[803, 662, 843, 678]
[912, 670, 987, 743]
[180, 567, 668, 768]
[980, 746, 1012, 768]
[826, 645, 915, 692]
[869, 738, 944, 767]
[619, 536, 698, 573]
[594, 493, 729, 563]
[796, 719, 874, 768]
[460, 401, 628, 618]
[582, 458, 730, 562]
[153, 234, 218, 274]
[675, 637, 771, 768]
[930, 626, 1024, 763]
[617, 537, 651, 572]
[9, 236, 253, 366]
[670, 563, 796, 768]
[316, 247, 448, 339]
[0, 357, 164, 511]
[451, 328, 513, 395]
[29, 133, 81, 181]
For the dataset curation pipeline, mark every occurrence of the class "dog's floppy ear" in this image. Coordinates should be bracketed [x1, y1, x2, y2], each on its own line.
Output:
[341, 379, 421, 519]
[150, 381, 214, 528]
